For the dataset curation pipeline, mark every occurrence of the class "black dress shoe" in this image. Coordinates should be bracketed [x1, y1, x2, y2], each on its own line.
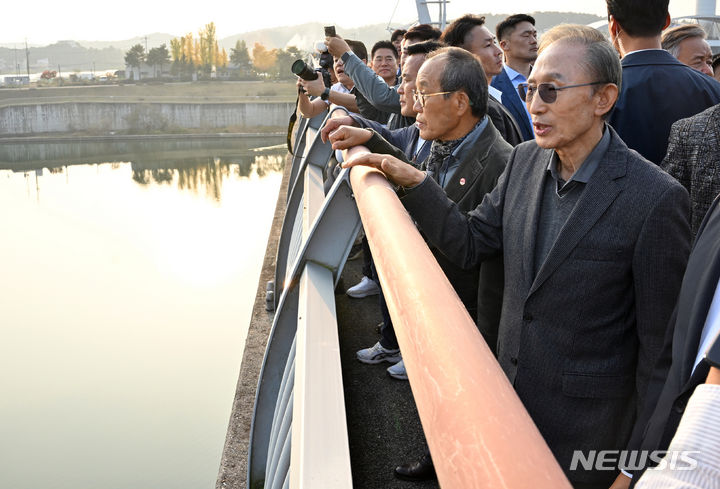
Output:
[394, 453, 436, 481]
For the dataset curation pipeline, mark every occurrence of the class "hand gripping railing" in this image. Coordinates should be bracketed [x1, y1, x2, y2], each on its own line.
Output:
[248, 107, 360, 489]
[344, 146, 573, 489]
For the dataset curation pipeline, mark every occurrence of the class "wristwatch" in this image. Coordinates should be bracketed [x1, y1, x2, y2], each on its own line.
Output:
[320, 87, 331, 101]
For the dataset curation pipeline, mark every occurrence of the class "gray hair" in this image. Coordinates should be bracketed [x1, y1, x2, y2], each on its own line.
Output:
[662, 24, 707, 58]
[426, 46, 488, 118]
[554, 36, 622, 119]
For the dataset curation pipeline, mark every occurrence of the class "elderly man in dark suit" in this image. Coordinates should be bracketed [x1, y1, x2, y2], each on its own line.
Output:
[328, 47, 511, 385]
[343, 35, 690, 489]
[662, 103, 720, 238]
[607, 0, 720, 165]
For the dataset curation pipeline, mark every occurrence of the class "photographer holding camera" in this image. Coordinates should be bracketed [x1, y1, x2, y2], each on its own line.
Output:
[296, 39, 367, 119]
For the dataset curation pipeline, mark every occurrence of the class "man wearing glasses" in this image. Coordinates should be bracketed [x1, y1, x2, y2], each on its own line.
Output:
[341, 35, 690, 489]
[328, 45, 511, 383]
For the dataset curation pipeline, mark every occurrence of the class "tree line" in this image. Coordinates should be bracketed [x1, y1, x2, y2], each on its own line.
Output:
[124, 22, 307, 80]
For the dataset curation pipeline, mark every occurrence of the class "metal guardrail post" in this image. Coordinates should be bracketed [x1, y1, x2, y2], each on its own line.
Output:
[248, 107, 360, 489]
[290, 261, 353, 489]
[345, 153, 573, 489]
[273, 107, 348, 311]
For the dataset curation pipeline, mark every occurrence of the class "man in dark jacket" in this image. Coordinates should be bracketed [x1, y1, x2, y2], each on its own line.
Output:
[328, 46, 510, 388]
[607, 0, 720, 164]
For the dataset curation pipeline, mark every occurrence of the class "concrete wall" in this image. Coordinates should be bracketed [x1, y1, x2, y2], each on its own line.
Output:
[0, 102, 296, 135]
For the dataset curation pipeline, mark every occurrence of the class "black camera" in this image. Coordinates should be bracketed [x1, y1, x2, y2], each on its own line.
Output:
[292, 59, 332, 93]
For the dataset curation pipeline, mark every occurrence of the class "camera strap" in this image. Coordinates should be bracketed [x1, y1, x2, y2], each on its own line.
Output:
[287, 95, 299, 155]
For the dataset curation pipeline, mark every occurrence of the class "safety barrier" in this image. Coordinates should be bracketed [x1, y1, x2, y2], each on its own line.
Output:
[248, 107, 360, 489]
[249, 107, 572, 488]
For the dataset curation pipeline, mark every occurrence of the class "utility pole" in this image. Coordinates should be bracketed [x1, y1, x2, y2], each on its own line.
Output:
[145, 36, 148, 54]
[14, 45, 18, 76]
[25, 39, 30, 80]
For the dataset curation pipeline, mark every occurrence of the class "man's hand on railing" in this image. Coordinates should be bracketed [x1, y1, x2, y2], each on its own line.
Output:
[327, 125, 372, 150]
[320, 115, 357, 143]
[342, 151, 426, 189]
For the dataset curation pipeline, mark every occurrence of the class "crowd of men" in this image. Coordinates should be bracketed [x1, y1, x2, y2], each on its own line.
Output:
[296, 1, 720, 488]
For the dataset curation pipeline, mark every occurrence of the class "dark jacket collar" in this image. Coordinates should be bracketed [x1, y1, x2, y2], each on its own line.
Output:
[621, 49, 687, 67]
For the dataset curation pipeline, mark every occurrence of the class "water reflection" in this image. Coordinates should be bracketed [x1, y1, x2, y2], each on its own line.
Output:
[0, 137, 284, 489]
[130, 154, 284, 201]
[1, 136, 286, 203]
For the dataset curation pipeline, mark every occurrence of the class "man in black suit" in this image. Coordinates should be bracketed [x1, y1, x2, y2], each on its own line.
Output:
[622, 196, 720, 488]
[607, 0, 720, 164]
[440, 13, 523, 146]
[342, 35, 691, 489]
[490, 14, 538, 141]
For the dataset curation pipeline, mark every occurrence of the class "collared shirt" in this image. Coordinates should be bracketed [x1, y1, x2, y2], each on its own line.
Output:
[533, 126, 611, 275]
[503, 64, 533, 129]
[694, 278, 720, 373]
[426, 116, 489, 188]
[488, 85, 503, 104]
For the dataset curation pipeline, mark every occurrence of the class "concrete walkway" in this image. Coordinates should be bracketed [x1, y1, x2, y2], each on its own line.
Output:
[216, 156, 439, 489]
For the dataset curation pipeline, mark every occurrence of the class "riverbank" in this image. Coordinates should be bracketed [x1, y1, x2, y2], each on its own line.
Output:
[0, 132, 285, 143]
[0, 81, 297, 107]
[0, 101, 295, 136]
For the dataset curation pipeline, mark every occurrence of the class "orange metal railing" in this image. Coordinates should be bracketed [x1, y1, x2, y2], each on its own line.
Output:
[345, 147, 572, 489]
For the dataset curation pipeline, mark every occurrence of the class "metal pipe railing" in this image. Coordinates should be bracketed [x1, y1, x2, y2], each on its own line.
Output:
[344, 147, 572, 489]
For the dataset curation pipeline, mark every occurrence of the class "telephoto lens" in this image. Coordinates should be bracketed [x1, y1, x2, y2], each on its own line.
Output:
[291, 60, 319, 81]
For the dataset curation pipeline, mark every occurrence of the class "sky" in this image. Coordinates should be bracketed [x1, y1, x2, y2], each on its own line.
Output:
[2, 0, 705, 45]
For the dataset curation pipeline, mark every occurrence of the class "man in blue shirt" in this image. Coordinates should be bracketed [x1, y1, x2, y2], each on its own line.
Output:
[491, 14, 538, 141]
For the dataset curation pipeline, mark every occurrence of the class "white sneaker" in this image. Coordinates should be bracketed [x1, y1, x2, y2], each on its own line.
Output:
[356, 342, 401, 364]
[346, 276, 379, 298]
[387, 359, 408, 380]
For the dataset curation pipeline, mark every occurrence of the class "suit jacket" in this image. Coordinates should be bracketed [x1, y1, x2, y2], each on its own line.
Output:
[661, 103, 720, 238]
[627, 196, 720, 485]
[367, 121, 511, 339]
[401, 126, 691, 486]
[488, 95, 523, 147]
[609, 50, 720, 165]
[491, 68, 534, 141]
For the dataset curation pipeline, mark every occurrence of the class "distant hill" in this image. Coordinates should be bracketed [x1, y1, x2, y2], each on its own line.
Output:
[0, 41, 125, 74]
[77, 33, 176, 51]
[0, 12, 603, 75]
[217, 12, 604, 52]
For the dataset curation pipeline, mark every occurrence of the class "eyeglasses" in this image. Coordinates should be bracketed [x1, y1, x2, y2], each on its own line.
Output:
[517, 81, 610, 103]
[412, 89, 454, 107]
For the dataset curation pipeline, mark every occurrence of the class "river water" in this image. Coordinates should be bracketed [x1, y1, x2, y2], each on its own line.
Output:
[0, 136, 286, 489]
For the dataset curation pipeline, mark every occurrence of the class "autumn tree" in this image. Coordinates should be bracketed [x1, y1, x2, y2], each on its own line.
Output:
[199, 22, 217, 73]
[216, 46, 228, 69]
[170, 38, 183, 74]
[252, 42, 277, 75]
